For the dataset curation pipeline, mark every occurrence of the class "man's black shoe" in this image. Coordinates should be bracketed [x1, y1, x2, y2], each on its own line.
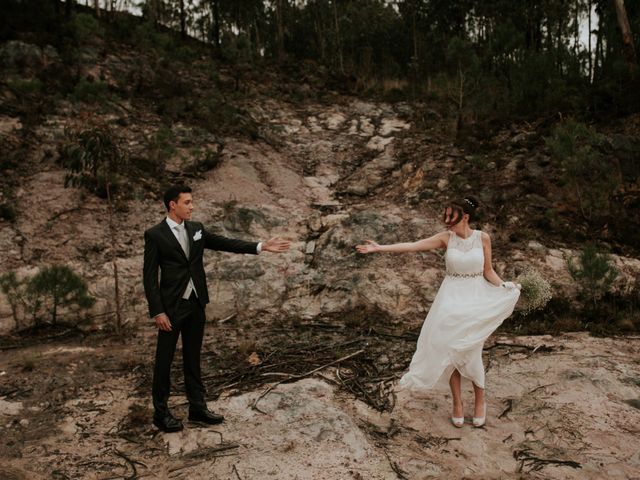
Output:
[188, 408, 224, 425]
[153, 413, 184, 433]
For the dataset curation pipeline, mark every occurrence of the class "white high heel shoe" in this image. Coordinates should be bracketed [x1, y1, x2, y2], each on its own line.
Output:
[451, 403, 464, 427]
[472, 403, 487, 428]
[451, 416, 464, 428]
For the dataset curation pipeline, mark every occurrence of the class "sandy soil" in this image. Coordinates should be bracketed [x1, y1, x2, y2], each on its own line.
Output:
[0, 330, 638, 479]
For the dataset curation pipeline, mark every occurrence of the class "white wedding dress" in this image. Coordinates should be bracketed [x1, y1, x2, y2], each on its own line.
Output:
[398, 230, 520, 390]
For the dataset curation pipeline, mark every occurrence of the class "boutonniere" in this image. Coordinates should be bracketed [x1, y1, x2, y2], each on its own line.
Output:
[193, 230, 202, 241]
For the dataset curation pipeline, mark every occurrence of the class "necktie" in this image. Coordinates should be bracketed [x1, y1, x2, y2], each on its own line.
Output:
[177, 224, 189, 257]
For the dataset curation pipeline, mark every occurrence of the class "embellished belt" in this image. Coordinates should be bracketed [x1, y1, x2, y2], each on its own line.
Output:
[446, 271, 483, 278]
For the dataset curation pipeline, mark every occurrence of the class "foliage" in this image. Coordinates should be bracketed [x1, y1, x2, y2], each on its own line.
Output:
[568, 244, 618, 309]
[0, 267, 94, 328]
[71, 79, 111, 104]
[27, 265, 95, 325]
[130, 22, 197, 61]
[7, 78, 44, 96]
[546, 120, 619, 227]
[59, 125, 128, 200]
[0, 272, 24, 328]
[0, 203, 16, 221]
[70, 13, 104, 44]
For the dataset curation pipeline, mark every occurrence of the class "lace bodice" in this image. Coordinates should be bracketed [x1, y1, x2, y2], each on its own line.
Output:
[445, 230, 484, 276]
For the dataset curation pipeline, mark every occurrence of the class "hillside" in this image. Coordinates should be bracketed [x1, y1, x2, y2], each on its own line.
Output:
[0, 15, 640, 480]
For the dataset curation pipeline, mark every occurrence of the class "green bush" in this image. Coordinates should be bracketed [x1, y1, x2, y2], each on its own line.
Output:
[546, 120, 619, 227]
[71, 13, 104, 44]
[59, 125, 128, 199]
[0, 272, 23, 329]
[0, 266, 94, 328]
[71, 79, 111, 104]
[0, 203, 16, 221]
[568, 244, 618, 310]
[7, 77, 43, 95]
[28, 266, 95, 325]
[131, 23, 197, 62]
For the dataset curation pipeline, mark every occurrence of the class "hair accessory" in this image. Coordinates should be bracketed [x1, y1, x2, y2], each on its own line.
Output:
[464, 198, 475, 208]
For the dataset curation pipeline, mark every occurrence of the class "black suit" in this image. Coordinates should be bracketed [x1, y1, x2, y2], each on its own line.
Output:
[143, 219, 258, 415]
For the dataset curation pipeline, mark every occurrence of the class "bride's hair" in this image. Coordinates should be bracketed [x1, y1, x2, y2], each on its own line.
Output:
[443, 197, 479, 226]
[457, 196, 479, 221]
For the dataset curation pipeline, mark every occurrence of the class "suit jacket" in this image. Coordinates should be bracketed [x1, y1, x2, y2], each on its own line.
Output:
[143, 219, 259, 318]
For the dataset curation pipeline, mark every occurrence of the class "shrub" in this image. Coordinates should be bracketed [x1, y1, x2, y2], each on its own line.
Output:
[546, 121, 619, 227]
[7, 77, 43, 95]
[0, 203, 16, 221]
[0, 267, 95, 328]
[0, 272, 23, 329]
[27, 265, 95, 325]
[70, 13, 104, 44]
[58, 125, 128, 199]
[568, 244, 618, 310]
[71, 79, 110, 104]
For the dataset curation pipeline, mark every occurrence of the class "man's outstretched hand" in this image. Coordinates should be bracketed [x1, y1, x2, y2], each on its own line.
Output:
[262, 237, 291, 253]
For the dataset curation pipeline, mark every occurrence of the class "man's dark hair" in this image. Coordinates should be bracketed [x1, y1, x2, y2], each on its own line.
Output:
[163, 185, 192, 211]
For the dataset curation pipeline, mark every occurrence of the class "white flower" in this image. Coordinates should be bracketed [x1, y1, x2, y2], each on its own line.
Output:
[193, 230, 202, 241]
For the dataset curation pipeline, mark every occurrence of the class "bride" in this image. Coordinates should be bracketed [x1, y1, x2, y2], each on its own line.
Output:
[356, 197, 520, 428]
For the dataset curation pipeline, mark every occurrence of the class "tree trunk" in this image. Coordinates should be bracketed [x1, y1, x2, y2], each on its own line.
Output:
[211, 0, 220, 58]
[588, 0, 593, 81]
[180, 0, 187, 39]
[456, 62, 465, 136]
[593, 6, 604, 82]
[254, 18, 262, 59]
[333, 0, 343, 73]
[612, 0, 638, 74]
[276, 0, 286, 63]
[148, 0, 157, 27]
[106, 181, 123, 334]
[65, 0, 73, 18]
[94, 0, 100, 17]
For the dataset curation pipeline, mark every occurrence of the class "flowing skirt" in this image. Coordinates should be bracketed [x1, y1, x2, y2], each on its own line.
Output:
[399, 276, 520, 390]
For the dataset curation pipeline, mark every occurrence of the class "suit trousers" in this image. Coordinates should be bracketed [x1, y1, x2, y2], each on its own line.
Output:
[152, 293, 207, 416]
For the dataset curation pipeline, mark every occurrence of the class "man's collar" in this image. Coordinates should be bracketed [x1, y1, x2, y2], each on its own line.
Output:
[166, 216, 184, 229]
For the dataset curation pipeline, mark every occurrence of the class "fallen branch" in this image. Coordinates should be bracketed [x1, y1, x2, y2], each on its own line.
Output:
[251, 349, 365, 412]
[384, 450, 409, 480]
[514, 449, 582, 473]
[414, 432, 461, 449]
[232, 464, 243, 480]
[499, 399, 513, 419]
[183, 443, 239, 459]
[484, 342, 555, 353]
[112, 449, 146, 480]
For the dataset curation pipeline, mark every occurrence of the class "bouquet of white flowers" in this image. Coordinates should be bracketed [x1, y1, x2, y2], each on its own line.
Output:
[516, 269, 553, 315]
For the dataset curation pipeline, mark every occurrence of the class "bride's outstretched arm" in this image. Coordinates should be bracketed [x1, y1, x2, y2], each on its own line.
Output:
[356, 231, 448, 254]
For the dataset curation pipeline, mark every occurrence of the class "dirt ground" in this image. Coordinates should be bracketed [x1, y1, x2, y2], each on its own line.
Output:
[0, 323, 639, 480]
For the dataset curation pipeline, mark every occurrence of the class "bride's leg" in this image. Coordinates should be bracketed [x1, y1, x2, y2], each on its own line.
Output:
[449, 369, 463, 418]
[472, 382, 485, 418]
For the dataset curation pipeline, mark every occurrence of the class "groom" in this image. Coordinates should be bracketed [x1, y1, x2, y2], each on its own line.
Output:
[143, 184, 290, 432]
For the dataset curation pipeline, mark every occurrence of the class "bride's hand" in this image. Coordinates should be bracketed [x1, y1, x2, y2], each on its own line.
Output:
[356, 240, 380, 254]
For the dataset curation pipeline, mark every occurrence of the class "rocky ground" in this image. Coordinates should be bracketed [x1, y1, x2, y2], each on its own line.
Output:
[2, 94, 639, 333]
[0, 330, 639, 479]
[1, 40, 640, 479]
